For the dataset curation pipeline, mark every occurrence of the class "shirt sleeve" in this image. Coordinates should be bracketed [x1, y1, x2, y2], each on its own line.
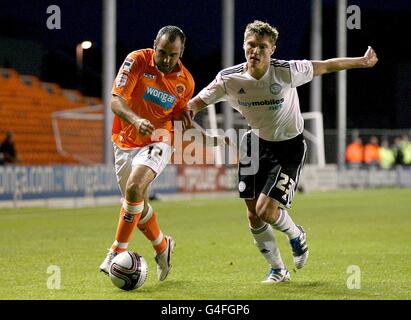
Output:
[197, 72, 227, 105]
[111, 51, 142, 100]
[289, 60, 314, 88]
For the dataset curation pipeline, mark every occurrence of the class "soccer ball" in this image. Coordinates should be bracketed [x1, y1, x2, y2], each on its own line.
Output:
[109, 251, 148, 291]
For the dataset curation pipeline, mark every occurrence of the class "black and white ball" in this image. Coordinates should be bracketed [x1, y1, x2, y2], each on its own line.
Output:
[109, 251, 148, 291]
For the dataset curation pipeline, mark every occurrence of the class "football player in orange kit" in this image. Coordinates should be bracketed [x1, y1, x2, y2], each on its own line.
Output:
[100, 26, 194, 281]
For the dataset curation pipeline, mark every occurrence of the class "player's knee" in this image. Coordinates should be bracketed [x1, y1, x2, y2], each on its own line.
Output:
[125, 180, 147, 199]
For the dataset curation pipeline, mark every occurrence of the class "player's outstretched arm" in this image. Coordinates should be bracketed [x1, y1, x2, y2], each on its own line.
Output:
[312, 46, 378, 76]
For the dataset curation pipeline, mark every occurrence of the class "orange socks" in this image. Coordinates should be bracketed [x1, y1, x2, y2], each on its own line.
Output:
[137, 204, 167, 253]
[111, 199, 144, 253]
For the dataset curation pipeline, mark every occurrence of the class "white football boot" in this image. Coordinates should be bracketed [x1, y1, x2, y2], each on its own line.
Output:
[155, 236, 175, 281]
[289, 225, 309, 269]
[261, 268, 291, 284]
[99, 249, 119, 274]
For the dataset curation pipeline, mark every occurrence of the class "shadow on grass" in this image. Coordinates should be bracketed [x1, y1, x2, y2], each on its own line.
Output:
[97, 279, 376, 300]
[120, 279, 203, 297]
[288, 281, 328, 288]
[261, 280, 374, 300]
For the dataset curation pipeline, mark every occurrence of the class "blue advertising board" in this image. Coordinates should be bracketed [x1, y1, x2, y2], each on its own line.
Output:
[0, 165, 177, 201]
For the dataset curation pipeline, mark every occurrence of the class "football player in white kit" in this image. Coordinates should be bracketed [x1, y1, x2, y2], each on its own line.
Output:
[188, 20, 378, 283]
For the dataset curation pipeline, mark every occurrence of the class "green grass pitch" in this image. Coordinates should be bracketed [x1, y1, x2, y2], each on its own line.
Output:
[0, 188, 410, 300]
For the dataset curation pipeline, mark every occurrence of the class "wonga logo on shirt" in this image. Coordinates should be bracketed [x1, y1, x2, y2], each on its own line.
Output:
[143, 86, 176, 110]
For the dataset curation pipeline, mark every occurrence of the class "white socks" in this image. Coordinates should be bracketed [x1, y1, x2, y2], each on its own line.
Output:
[250, 223, 285, 270]
[271, 208, 301, 240]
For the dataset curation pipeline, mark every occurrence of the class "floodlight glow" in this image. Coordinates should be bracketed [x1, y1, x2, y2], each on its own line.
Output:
[81, 41, 92, 49]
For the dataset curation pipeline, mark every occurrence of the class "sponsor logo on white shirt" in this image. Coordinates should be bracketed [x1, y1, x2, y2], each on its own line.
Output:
[238, 98, 284, 108]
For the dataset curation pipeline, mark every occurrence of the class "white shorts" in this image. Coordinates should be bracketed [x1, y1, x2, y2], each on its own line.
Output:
[113, 142, 172, 196]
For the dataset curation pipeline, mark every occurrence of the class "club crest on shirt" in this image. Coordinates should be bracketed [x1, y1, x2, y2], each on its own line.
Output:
[270, 83, 282, 95]
[122, 57, 134, 72]
[116, 73, 128, 88]
[176, 83, 186, 96]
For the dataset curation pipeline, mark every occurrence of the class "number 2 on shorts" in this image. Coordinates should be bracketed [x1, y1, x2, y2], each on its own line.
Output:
[276, 172, 296, 201]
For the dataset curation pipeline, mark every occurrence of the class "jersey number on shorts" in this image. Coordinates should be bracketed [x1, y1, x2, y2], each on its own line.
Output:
[147, 145, 163, 161]
[275, 173, 296, 201]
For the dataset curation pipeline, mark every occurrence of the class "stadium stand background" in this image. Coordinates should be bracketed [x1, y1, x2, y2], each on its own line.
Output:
[0, 68, 103, 165]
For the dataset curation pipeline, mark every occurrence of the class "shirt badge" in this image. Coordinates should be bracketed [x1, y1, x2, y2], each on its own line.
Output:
[270, 83, 282, 95]
[116, 73, 128, 88]
[122, 57, 134, 72]
[176, 83, 186, 96]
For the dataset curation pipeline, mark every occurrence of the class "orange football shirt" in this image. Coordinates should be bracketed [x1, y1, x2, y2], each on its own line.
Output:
[111, 49, 195, 148]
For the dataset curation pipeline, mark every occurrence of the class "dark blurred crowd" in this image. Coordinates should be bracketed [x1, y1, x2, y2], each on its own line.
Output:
[345, 134, 411, 169]
[0, 131, 18, 165]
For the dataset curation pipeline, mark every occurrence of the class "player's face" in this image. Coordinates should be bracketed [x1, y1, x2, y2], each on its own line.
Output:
[243, 34, 275, 69]
[154, 35, 183, 74]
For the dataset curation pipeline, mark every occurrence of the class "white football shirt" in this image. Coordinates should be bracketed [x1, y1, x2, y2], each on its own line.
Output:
[198, 59, 314, 141]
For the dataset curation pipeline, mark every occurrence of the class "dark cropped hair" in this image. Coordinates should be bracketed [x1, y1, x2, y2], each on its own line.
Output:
[155, 25, 186, 48]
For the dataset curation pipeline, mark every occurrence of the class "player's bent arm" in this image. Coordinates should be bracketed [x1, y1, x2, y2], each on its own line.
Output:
[312, 46, 378, 76]
[111, 95, 152, 132]
[187, 96, 208, 117]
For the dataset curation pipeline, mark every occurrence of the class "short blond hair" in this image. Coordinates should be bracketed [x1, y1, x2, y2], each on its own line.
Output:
[244, 20, 279, 46]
